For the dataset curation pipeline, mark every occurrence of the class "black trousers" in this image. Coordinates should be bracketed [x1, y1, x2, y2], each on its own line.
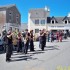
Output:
[30, 40, 34, 51]
[24, 41, 29, 54]
[6, 44, 13, 60]
[41, 41, 45, 51]
[24, 44, 28, 54]
[17, 41, 22, 52]
[3, 43, 7, 52]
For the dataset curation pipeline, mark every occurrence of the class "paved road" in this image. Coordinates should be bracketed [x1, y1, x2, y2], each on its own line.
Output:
[0, 38, 70, 70]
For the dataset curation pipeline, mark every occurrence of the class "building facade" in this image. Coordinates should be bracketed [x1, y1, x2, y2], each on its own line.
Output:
[28, 7, 70, 35]
[28, 7, 50, 35]
[21, 23, 28, 31]
[0, 4, 21, 32]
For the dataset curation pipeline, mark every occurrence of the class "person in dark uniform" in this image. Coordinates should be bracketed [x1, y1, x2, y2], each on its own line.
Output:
[47, 31, 50, 42]
[30, 30, 34, 51]
[39, 30, 42, 48]
[6, 30, 13, 62]
[17, 32, 22, 52]
[51, 32, 54, 42]
[24, 29, 30, 54]
[42, 29, 46, 47]
[40, 30, 46, 51]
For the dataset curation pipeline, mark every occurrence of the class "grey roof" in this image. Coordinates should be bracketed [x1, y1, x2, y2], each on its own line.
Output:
[29, 7, 50, 13]
[47, 16, 70, 23]
[0, 4, 16, 9]
[29, 8, 44, 12]
[55, 17, 70, 22]
[29, 8, 49, 18]
[0, 4, 20, 15]
[55, 17, 64, 23]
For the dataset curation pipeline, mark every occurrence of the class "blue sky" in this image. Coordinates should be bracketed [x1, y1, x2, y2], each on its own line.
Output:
[0, 0, 70, 23]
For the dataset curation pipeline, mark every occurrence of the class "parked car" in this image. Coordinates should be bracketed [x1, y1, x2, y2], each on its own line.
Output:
[0, 37, 4, 51]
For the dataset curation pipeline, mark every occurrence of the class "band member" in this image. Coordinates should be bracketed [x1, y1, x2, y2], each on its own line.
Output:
[39, 30, 42, 48]
[6, 30, 13, 62]
[17, 32, 22, 52]
[23, 34, 29, 54]
[40, 29, 46, 51]
[12, 31, 18, 51]
[42, 29, 46, 47]
[30, 30, 34, 51]
[24, 29, 30, 54]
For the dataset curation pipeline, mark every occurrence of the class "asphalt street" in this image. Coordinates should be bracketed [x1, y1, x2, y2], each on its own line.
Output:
[0, 38, 70, 70]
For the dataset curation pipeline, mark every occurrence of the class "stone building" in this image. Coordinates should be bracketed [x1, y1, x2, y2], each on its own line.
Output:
[0, 4, 21, 32]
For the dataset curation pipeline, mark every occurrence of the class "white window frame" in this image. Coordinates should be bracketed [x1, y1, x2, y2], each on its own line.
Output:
[64, 20, 68, 24]
[51, 20, 55, 24]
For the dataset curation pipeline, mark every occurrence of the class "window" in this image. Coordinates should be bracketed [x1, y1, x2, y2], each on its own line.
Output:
[41, 20, 45, 24]
[9, 13, 12, 22]
[16, 14, 19, 24]
[69, 21, 70, 23]
[65, 20, 68, 24]
[9, 11, 13, 23]
[9, 13, 11, 15]
[52, 21, 54, 24]
[35, 19, 39, 24]
[51, 20, 55, 24]
[35, 29, 39, 33]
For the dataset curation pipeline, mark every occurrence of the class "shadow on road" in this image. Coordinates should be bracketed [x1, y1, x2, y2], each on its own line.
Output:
[28, 50, 45, 55]
[45, 45, 59, 50]
[11, 55, 37, 62]
[10, 50, 45, 62]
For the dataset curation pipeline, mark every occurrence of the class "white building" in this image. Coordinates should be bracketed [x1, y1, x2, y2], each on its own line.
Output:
[28, 7, 50, 35]
[21, 23, 28, 31]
